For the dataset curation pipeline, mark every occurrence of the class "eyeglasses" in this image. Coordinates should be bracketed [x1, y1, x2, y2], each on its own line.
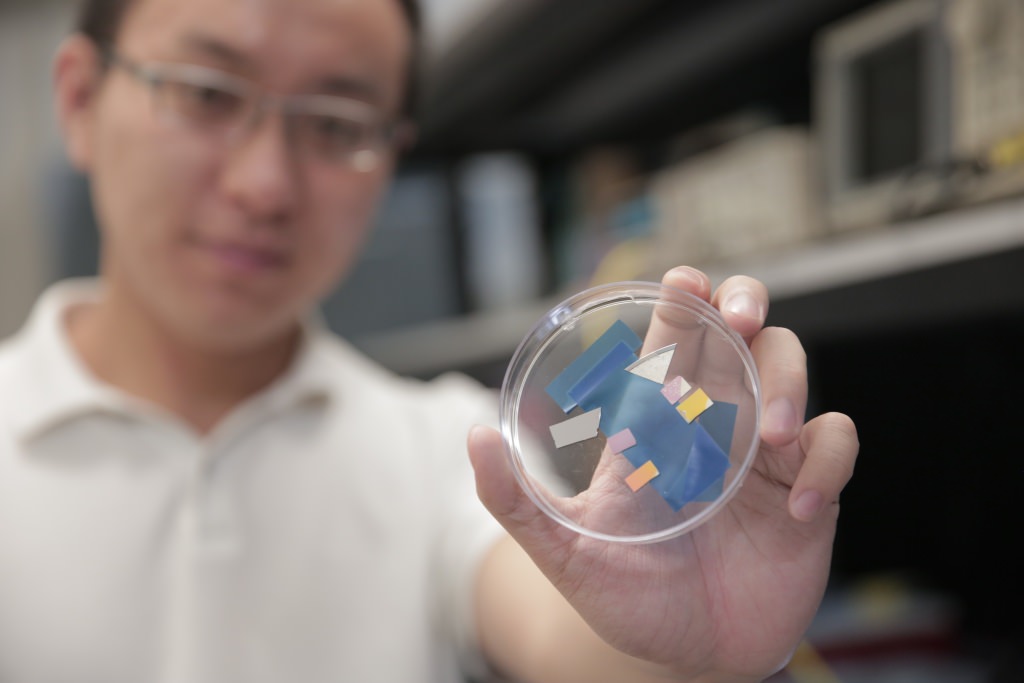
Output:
[103, 49, 406, 172]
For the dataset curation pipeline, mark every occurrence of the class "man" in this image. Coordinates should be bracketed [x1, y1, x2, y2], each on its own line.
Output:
[0, 0, 858, 680]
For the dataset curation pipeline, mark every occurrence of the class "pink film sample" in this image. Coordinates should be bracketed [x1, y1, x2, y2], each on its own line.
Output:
[606, 428, 636, 454]
[660, 375, 692, 404]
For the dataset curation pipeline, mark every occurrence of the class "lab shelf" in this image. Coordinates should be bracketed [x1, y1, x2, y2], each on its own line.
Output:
[355, 197, 1024, 377]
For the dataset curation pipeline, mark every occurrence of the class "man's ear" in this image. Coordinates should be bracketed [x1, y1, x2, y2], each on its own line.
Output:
[53, 34, 104, 172]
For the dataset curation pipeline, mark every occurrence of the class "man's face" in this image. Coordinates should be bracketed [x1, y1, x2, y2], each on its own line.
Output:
[72, 0, 410, 349]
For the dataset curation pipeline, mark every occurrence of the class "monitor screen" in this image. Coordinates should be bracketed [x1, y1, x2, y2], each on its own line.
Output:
[851, 30, 925, 183]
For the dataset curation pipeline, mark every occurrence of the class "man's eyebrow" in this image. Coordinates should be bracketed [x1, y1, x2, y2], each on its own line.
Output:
[180, 34, 253, 70]
[315, 76, 380, 101]
[178, 33, 382, 102]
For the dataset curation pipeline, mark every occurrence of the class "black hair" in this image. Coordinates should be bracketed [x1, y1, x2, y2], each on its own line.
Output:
[75, 0, 422, 117]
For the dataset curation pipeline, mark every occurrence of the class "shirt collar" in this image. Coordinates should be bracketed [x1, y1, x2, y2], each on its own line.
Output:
[6, 280, 125, 441]
[250, 314, 336, 416]
[6, 278, 337, 442]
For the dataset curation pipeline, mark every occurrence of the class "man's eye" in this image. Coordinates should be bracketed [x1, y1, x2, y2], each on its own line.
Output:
[307, 116, 366, 150]
[317, 117, 361, 143]
[168, 82, 243, 121]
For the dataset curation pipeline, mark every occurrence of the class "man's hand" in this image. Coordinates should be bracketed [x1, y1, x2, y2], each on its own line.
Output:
[468, 266, 858, 682]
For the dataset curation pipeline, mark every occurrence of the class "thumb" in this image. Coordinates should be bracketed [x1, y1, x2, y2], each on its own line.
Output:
[467, 425, 571, 554]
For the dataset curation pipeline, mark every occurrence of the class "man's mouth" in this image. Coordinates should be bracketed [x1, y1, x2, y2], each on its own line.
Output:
[201, 241, 289, 275]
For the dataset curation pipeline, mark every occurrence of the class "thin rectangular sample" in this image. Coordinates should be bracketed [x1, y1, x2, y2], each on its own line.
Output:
[549, 408, 602, 448]
[660, 375, 692, 405]
[565, 341, 637, 407]
[545, 320, 642, 412]
[677, 388, 713, 423]
[625, 460, 660, 492]
[606, 428, 636, 454]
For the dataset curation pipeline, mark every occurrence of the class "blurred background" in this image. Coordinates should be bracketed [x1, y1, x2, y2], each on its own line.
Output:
[2, 0, 1024, 680]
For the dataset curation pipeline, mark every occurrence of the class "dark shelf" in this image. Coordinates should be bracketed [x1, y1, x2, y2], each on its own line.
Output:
[356, 197, 1024, 376]
[417, 0, 881, 154]
[769, 245, 1024, 344]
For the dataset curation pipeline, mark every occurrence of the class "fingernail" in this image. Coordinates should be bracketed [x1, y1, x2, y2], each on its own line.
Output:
[669, 266, 705, 289]
[764, 397, 798, 437]
[792, 490, 823, 521]
[723, 291, 764, 322]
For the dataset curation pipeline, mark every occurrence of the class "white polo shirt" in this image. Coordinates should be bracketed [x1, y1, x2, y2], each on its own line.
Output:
[0, 280, 505, 683]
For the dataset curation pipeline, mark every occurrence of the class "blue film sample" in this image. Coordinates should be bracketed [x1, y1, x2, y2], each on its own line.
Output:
[697, 400, 738, 455]
[571, 366, 697, 479]
[548, 318, 739, 513]
[545, 320, 642, 412]
[689, 401, 737, 501]
[658, 424, 731, 511]
[694, 476, 724, 503]
[565, 341, 637, 408]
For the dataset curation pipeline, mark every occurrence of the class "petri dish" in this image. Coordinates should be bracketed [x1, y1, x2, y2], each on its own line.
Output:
[499, 281, 762, 544]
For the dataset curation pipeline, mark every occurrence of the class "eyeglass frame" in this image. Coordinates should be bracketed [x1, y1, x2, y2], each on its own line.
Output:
[99, 47, 413, 172]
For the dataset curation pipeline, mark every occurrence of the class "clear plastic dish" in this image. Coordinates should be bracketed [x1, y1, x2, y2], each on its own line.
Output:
[499, 281, 762, 543]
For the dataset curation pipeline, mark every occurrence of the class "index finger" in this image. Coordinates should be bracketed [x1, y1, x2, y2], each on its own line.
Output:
[642, 269, 759, 405]
[711, 275, 769, 341]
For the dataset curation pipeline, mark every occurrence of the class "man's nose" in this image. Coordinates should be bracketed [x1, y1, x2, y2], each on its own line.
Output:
[220, 110, 298, 221]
